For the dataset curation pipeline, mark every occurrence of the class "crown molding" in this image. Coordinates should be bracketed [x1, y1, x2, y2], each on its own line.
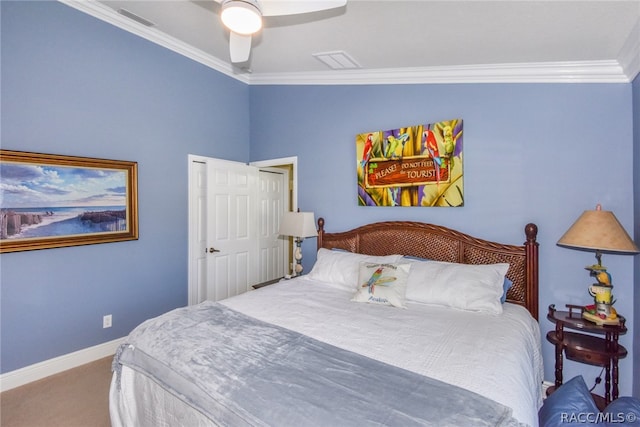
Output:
[617, 18, 640, 81]
[59, 0, 251, 85]
[247, 60, 630, 85]
[60, 0, 634, 86]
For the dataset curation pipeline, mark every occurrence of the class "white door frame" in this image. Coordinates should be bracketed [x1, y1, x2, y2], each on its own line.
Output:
[251, 157, 298, 278]
[187, 154, 208, 306]
[250, 157, 298, 211]
[256, 167, 289, 283]
[188, 155, 298, 305]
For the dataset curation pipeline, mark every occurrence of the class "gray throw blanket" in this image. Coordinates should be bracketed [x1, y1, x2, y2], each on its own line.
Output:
[113, 301, 522, 427]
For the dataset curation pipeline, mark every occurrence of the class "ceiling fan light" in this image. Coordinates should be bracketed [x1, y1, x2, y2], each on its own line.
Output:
[221, 0, 262, 35]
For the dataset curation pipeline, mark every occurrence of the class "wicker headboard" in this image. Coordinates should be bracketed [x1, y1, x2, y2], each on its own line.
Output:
[317, 218, 539, 320]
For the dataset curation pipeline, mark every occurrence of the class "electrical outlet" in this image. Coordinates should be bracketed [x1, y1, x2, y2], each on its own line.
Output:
[103, 314, 112, 329]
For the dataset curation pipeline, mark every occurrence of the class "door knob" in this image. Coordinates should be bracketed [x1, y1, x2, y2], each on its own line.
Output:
[208, 247, 220, 253]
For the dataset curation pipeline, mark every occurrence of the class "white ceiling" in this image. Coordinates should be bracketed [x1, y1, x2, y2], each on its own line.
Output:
[63, 0, 640, 84]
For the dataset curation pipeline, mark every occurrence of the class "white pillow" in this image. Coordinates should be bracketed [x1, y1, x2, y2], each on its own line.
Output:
[352, 262, 411, 308]
[307, 248, 403, 291]
[405, 259, 509, 314]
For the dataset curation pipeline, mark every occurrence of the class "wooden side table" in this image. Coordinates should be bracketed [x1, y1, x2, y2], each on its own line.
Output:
[546, 304, 627, 409]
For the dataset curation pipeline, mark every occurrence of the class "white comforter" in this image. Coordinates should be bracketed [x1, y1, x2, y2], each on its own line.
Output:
[221, 276, 543, 427]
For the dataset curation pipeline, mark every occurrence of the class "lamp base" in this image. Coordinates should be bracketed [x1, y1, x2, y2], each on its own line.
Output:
[582, 311, 620, 326]
[293, 237, 304, 275]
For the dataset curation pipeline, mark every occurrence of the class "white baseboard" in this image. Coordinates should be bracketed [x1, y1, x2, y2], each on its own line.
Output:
[0, 337, 125, 393]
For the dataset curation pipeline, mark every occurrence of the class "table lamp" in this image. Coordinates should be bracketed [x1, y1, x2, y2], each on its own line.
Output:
[278, 211, 317, 276]
[557, 204, 638, 322]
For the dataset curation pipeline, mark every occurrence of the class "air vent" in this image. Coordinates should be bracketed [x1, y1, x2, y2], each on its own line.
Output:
[312, 51, 361, 70]
[117, 8, 156, 27]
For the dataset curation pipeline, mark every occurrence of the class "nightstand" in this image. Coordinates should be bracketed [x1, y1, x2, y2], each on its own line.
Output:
[546, 304, 627, 409]
[252, 277, 284, 290]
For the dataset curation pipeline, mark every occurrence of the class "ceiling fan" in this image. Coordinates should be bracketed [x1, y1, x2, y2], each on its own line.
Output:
[214, 0, 347, 63]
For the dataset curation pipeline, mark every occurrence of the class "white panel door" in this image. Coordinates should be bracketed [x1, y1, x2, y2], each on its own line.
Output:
[257, 169, 287, 283]
[188, 160, 208, 305]
[189, 156, 291, 304]
[207, 159, 258, 301]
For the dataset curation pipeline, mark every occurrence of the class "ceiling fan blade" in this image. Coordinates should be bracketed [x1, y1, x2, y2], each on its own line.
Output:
[229, 32, 252, 63]
[260, 0, 346, 17]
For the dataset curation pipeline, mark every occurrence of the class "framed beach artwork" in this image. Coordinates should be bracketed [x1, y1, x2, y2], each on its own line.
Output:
[356, 119, 463, 207]
[0, 150, 138, 253]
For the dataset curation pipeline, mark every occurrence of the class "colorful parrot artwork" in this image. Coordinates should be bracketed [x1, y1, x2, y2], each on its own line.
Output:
[362, 266, 396, 293]
[388, 187, 400, 206]
[360, 133, 373, 169]
[442, 125, 455, 156]
[441, 124, 461, 169]
[363, 266, 384, 293]
[423, 129, 442, 184]
[356, 119, 463, 207]
[384, 133, 409, 159]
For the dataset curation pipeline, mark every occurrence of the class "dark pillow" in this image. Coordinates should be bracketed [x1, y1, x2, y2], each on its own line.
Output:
[603, 397, 640, 427]
[539, 376, 603, 427]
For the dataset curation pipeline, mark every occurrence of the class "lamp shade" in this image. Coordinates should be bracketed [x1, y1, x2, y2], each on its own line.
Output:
[278, 212, 318, 239]
[557, 205, 639, 254]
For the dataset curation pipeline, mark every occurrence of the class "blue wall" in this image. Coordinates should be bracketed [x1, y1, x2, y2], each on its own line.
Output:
[2, 0, 638, 399]
[250, 83, 636, 396]
[1, 1, 250, 372]
[633, 73, 640, 398]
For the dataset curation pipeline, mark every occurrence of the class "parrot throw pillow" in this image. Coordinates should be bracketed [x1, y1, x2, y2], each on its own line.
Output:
[351, 262, 411, 308]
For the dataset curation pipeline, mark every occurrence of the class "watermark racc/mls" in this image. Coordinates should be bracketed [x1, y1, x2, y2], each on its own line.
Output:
[561, 411, 637, 424]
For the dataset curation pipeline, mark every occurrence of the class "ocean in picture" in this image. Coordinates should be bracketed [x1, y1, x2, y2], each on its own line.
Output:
[0, 206, 127, 239]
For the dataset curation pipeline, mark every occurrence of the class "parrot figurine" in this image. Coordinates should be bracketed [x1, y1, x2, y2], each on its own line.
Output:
[360, 133, 373, 169]
[423, 129, 442, 183]
[596, 270, 612, 286]
[586, 263, 612, 286]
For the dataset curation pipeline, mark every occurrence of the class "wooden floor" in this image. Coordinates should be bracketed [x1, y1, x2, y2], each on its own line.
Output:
[0, 356, 112, 427]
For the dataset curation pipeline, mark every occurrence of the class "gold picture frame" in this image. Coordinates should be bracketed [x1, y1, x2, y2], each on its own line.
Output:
[0, 150, 138, 253]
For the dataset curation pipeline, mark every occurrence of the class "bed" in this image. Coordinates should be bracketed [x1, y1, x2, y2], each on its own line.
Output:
[110, 219, 543, 427]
